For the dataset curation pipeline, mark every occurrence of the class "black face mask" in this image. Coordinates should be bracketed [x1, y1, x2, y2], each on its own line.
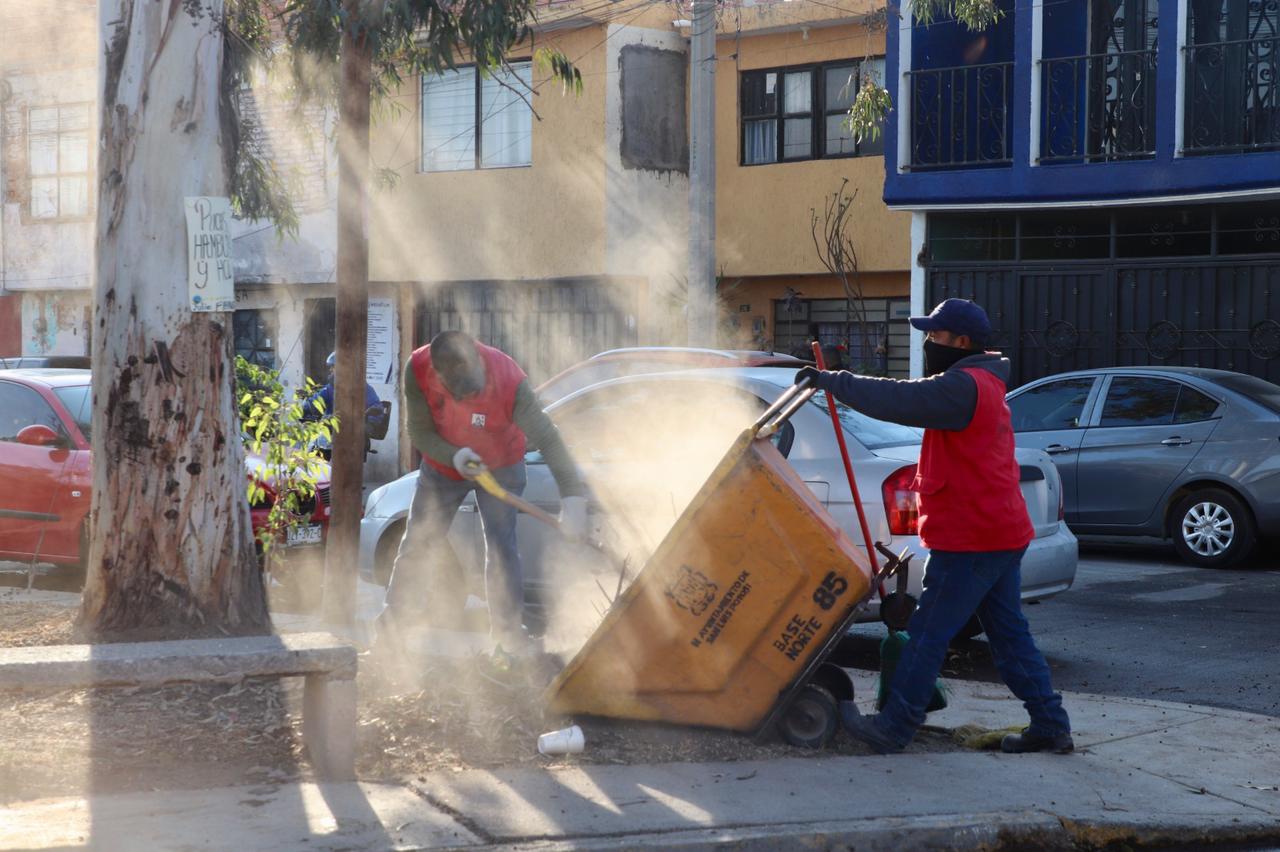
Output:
[923, 339, 974, 377]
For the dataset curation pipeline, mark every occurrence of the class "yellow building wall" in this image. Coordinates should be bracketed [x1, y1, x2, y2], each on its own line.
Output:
[368, 26, 610, 284]
[715, 23, 912, 278]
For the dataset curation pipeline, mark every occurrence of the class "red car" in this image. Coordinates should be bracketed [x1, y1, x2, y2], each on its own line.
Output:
[0, 368, 330, 569]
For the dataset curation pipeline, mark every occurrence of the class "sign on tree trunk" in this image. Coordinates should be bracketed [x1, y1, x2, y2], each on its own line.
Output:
[184, 196, 236, 313]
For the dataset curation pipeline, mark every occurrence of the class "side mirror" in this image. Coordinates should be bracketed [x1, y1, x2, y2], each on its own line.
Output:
[16, 424, 63, 447]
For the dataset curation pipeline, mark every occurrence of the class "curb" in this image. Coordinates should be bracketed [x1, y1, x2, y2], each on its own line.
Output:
[462, 811, 1280, 851]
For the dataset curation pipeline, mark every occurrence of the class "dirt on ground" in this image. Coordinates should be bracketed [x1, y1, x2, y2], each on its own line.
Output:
[0, 598, 962, 805]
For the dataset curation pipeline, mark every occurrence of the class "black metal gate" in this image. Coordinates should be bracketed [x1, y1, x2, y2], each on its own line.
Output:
[928, 260, 1280, 386]
[414, 278, 640, 385]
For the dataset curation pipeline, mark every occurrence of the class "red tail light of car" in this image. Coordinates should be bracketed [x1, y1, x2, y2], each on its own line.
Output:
[882, 464, 920, 536]
[1057, 478, 1065, 521]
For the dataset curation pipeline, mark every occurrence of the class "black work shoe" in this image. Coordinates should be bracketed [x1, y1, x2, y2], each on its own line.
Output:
[838, 701, 905, 754]
[1001, 730, 1075, 754]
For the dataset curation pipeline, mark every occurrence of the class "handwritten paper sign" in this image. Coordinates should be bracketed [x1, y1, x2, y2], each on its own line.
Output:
[184, 196, 236, 312]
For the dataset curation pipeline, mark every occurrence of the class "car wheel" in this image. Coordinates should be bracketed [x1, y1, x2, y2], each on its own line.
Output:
[1171, 488, 1256, 569]
[374, 521, 405, 587]
[776, 683, 838, 749]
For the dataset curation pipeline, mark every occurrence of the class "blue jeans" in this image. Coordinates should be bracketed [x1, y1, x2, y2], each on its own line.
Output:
[877, 547, 1071, 747]
[383, 462, 527, 642]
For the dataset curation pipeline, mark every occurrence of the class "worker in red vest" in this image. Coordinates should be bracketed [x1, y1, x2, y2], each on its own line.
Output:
[797, 299, 1073, 755]
[379, 330, 586, 652]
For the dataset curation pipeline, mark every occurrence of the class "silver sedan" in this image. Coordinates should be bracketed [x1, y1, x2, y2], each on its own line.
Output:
[1008, 367, 1280, 568]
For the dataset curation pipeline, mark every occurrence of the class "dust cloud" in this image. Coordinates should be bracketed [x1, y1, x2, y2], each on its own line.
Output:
[537, 382, 768, 660]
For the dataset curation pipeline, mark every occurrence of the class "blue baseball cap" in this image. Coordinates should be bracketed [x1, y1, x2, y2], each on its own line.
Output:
[910, 299, 992, 344]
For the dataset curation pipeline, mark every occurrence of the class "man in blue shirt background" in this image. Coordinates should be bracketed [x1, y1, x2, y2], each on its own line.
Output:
[306, 351, 383, 417]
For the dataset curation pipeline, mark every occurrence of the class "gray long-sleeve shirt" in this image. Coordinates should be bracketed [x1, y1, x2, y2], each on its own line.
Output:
[403, 356, 585, 498]
[814, 353, 1013, 431]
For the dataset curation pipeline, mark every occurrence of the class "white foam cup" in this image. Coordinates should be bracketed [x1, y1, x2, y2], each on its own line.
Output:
[537, 725, 585, 755]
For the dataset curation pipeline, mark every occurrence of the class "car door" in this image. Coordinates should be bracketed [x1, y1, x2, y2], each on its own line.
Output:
[1007, 376, 1100, 521]
[1074, 375, 1222, 530]
[0, 381, 81, 561]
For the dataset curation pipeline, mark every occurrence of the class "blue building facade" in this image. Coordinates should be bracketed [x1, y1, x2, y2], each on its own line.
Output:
[884, 0, 1280, 384]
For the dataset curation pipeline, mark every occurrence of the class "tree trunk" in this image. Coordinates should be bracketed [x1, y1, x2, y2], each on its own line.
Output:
[79, 0, 268, 637]
[323, 6, 372, 629]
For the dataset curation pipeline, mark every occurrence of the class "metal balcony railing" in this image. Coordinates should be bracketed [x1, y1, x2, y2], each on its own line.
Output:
[1184, 36, 1280, 154]
[1039, 49, 1158, 163]
[906, 61, 1014, 170]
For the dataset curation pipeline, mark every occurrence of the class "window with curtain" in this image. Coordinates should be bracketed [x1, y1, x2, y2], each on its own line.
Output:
[741, 58, 886, 165]
[421, 62, 532, 172]
[28, 104, 91, 219]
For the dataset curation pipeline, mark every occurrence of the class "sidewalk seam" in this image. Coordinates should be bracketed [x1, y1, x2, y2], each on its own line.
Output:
[1076, 713, 1208, 749]
[406, 782, 497, 845]
[1122, 763, 1279, 816]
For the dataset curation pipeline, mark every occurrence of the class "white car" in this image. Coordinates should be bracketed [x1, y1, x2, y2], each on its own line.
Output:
[360, 367, 1077, 633]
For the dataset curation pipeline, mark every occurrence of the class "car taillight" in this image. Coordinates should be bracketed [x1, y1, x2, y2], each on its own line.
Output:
[882, 464, 919, 536]
[1057, 480, 1065, 521]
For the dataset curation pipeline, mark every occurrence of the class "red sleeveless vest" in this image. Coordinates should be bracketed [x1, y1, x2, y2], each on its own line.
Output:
[911, 367, 1034, 552]
[410, 341, 528, 480]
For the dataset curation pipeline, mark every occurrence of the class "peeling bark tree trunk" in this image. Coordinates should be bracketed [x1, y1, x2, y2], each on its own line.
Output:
[79, 0, 268, 636]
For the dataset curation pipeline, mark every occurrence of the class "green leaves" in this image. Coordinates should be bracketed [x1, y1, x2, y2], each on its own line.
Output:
[910, 0, 1005, 30]
[234, 356, 336, 562]
[535, 47, 583, 97]
[846, 80, 894, 143]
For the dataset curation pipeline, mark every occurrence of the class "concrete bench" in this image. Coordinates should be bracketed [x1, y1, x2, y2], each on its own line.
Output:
[0, 631, 358, 780]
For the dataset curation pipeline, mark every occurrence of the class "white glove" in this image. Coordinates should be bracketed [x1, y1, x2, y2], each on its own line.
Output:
[452, 447, 486, 479]
[558, 495, 589, 541]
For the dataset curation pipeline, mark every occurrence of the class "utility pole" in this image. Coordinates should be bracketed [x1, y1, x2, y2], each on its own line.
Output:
[687, 0, 717, 347]
[324, 1, 373, 631]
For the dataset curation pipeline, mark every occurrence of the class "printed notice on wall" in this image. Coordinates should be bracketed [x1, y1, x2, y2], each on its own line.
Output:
[367, 298, 395, 384]
[184, 197, 236, 312]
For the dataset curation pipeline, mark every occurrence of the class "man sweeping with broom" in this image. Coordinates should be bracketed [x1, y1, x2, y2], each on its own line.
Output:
[796, 299, 1073, 755]
[376, 330, 587, 655]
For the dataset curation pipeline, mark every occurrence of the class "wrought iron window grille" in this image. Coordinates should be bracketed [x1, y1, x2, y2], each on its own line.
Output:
[1039, 49, 1158, 163]
[905, 62, 1015, 170]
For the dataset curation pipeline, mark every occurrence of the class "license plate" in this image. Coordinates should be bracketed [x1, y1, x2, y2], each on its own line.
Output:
[286, 524, 323, 547]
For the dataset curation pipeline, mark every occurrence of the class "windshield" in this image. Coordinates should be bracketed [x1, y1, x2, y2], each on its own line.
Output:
[1213, 373, 1280, 415]
[53, 385, 91, 441]
[809, 395, 923, 449]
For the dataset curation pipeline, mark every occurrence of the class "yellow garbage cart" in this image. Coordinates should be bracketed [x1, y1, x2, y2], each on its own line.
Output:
[545, 380, 877, 748]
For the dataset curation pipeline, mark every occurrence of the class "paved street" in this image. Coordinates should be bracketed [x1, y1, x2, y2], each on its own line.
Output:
[846, 541, 1280, 717]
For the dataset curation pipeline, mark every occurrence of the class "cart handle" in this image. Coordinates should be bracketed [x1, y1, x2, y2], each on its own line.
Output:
[811, 342, 884, 597]
[752, 378, 818, 438]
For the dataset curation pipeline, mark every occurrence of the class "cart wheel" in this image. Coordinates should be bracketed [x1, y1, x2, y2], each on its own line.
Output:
[777, 683, 838, 749]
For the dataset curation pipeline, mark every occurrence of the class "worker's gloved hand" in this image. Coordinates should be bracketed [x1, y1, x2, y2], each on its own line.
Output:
[558, 495, 589, 541]
[795, 365, 826, 389]
[452, 447, 487, 479]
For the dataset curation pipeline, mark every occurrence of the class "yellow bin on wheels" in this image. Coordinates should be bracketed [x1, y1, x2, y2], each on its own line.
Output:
[545, 381, 876, 748]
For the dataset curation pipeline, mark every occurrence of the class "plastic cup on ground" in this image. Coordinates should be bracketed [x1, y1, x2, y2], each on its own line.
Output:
[538, 725, 585, 755]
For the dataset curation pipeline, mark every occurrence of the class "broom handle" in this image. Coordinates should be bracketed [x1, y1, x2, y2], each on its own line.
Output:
[811, 342, 885, 600]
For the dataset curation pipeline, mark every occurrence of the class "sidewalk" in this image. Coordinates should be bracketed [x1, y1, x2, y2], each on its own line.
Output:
[5, 675, 1279, 851]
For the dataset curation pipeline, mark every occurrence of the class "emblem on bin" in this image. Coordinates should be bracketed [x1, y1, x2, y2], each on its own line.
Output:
[665, 564, 718, 616]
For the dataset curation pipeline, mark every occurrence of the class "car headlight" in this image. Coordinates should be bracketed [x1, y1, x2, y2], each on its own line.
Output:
[364, 485, 388, 519]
